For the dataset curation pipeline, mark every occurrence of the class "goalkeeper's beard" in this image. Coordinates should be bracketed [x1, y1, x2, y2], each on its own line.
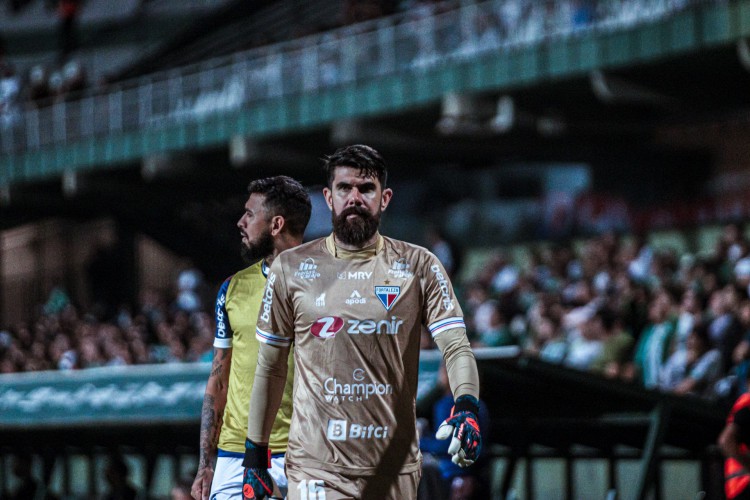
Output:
[332, 206, 381, 246]
[240, 228, 275, 265]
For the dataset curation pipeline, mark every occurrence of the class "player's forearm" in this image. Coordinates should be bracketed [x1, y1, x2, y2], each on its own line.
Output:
[247, 342, 290, 444]
[434, 328, 480, 399]
[198, 348, 231, 468]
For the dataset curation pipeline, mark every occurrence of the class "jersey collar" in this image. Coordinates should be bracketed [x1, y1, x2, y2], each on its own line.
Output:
[325, 233, 384, 260]
[261, 260, 270, 277]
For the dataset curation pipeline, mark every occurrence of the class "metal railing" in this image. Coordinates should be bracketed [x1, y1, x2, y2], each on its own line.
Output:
[0, 0, 710, 155]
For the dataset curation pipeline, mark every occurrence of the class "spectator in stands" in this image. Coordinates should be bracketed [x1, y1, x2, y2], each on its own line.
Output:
[489, 252, 520, 296]
[722, 222, 747, 264]
[628, 289, 676, 388]
[709, 285, 743, 373]
[471, 300, 514, 348]
[590, 307, 634, 379]
[0, 37, 21, 128]
[675, 287, 705, 354]
[564, 306, 604, 371]
[659, 322, 721, 397]
[526, 313, 567, 364]
[78, 334, 105, 368]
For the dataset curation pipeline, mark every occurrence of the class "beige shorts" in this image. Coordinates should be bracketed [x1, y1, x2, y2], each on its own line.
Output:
[286, 462, 420, 500]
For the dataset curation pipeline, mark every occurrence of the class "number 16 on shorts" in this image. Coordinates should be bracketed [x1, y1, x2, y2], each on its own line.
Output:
[297, 479, 325, 500]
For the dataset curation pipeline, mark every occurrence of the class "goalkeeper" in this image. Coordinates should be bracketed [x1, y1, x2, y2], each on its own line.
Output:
[241, 144, 482, 500]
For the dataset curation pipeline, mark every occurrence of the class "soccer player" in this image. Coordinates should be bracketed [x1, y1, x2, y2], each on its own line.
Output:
[242, 145, 482, 499]
[191, 176, 312, 500]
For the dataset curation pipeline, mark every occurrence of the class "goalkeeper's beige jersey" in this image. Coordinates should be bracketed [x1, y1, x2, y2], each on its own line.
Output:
[255, 234, 465, 474]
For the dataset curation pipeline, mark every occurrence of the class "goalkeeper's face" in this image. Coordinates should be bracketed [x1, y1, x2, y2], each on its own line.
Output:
[238, 193, 275, 264]
[324, 166, 392, 247]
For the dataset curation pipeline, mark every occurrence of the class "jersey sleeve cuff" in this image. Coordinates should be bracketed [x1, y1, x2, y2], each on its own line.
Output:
[256, 327, 292, 347]
[213, 338, 232, 349]
[428, 317, 465, 338]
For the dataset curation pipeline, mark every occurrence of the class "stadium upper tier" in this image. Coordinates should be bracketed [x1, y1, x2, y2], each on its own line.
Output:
[0, 0, 744, 185]
[0, 0, 233, 31]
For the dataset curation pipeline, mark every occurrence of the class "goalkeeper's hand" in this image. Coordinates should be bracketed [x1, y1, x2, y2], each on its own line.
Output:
[435, 394, 482, 468]
[242, 438, 274, 500]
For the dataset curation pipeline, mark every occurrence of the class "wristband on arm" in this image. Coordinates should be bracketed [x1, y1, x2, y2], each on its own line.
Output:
[242, 438, 274, 500]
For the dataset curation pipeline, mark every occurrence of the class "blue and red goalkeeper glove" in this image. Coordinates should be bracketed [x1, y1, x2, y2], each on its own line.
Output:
[242, 438, 274, 500]
[435, 394, 482, 467]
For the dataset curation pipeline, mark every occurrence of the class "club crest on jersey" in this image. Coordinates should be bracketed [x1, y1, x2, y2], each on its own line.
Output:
[375, 286, 400, 311]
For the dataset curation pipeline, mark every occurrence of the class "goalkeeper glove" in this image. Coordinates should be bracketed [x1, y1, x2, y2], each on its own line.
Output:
[435, 394, 482, 467]
[242, 438, 274, 500]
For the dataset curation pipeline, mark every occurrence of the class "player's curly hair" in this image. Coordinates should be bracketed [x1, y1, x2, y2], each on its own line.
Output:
[322, 144, 387, 189]
[247, 176, 312, 237]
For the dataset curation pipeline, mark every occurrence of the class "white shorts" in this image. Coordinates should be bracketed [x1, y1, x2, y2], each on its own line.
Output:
[210, 454, 287, 500]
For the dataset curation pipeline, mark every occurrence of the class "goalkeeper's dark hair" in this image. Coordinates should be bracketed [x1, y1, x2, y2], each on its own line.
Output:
[247, 176, 312, 238]
[322, 144, 387, 189]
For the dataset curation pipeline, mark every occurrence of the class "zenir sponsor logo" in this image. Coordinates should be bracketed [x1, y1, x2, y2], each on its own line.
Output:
[312, 316, 403, 337]
[311, 316, 344, 339]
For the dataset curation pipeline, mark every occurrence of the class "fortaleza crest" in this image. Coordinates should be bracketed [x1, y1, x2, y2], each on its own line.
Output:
[374, 286, 400, 311]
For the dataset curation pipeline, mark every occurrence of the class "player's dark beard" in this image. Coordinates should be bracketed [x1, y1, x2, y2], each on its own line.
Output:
[332, 206, 380, 246]
[240, 229, 275, 265]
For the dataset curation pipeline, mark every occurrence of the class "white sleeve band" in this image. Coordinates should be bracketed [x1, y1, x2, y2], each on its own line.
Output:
[429, 317, 466, 338]
[256, 327, 293, 347]
[213, 338, 232, 349]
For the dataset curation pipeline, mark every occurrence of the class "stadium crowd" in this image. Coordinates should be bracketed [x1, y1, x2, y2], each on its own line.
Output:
[437, 221, 750, 405]
[1, 220, 749, 408]
[0, 275, 214, 374]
